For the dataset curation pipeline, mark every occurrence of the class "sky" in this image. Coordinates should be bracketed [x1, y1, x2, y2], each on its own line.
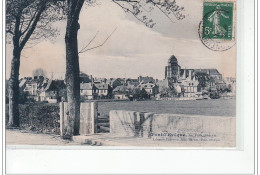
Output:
[6, 0, 236, 80]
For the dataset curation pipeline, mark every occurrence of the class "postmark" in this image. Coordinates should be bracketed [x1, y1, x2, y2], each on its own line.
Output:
[198, 1, 236, 51]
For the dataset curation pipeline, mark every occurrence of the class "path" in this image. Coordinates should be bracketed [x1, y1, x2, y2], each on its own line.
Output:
[6, 129, 76, 145]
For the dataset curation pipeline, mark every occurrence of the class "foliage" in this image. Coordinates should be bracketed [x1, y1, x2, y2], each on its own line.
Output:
[79, 72, 91, 83]
[32, 68, 46, 78]
[129, 88, 150, 100]
[159, 86, 177, 97]
[140, 88, 150, 99]
[195, 72, 210, 87]
[6, 0, 65, 127]
[6, 103, 60, 134]
[6, 0, 65, 46]
[209, 91, 220, 99]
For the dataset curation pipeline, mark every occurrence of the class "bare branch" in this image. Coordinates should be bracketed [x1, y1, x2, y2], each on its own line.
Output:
[6, 30, 14, 35]
[20, 9, 38, 36]
[19, 1, 48, 50]
[6, 0, 65, 46]
[79, 27, 117, 54]
[78, 30, 99, 53]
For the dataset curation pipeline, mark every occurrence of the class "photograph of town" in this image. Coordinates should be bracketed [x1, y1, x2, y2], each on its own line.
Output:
[5, 0, 236, 147]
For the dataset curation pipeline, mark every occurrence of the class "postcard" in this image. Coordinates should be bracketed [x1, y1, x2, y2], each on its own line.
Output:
[5, 0, 237, 147]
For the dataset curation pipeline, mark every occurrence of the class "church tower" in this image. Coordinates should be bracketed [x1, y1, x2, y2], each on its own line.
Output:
[165, 55, 181, 82]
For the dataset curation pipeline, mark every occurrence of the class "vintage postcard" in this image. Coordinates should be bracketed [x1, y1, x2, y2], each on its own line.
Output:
[5, 0, 237, 147]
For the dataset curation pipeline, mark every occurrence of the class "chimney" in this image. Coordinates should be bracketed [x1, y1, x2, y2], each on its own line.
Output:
[177, 66, 180, 79]
[39, 76, 44, 81]
[182, 68, 186, 79]
[188, 70, 192, 80]
[90, 75, 93, 84]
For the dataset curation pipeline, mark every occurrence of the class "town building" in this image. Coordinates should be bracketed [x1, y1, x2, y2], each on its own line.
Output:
[165, 55, 223, 83]
[139, 83, 159, 96]
[156, 79, 169, 92]
[126, 78, 139, 86]
[193, 69, 222, 80]
[80, 83, 98, 100]
[138, 76, 155, 84]
[215, 79, 227, 91]
[179, 71, 201, 97]
[94, 78, 107, 84]
[107, 78, 122, 89]
[113, 85, 130, 100]
[163, 55, 223, 97]
[224, 77, 236, 93]
[23, 76, 46, 101]
[95, 83, 112, 99]
[40, 80, 66, 103]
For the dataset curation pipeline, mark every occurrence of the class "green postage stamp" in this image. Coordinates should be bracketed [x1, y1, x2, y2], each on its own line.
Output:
[202, 2, 234, 40]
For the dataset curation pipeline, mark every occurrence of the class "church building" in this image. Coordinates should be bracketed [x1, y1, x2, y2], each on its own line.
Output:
[165, 55, 181, 82]
[164, 55, 223, 97]
[165, 55, 223, 82]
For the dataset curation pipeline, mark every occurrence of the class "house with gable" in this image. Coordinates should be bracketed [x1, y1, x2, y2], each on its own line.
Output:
[95, 83, 112, 99]
[126, 78, 139, 86]
[113, 85, 129, 100]
[80, 83, 98, 100]
[178, 70, 201, 97]
[138, 76, 155, 84]
[23, 76, 45, 101]
[39, 79, 66, 103]
[107, 78, 123, 89]
[139, 82, 159, 96]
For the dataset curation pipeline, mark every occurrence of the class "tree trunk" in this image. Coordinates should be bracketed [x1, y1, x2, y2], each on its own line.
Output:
[63, 22, 81, 139]
[61, 0, 84, 139]
[8, 45, 21, 127]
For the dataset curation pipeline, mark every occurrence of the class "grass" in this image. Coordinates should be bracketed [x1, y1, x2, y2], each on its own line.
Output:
[97, 99, 236, 117]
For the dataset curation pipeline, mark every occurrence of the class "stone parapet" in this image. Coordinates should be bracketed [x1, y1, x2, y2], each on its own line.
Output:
[110, 110, 235, 146]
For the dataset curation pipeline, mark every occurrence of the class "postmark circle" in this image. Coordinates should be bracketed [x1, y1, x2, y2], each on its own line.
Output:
[198, 6, 236, 51]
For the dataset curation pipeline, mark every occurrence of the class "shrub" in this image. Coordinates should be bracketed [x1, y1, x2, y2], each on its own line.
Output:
[6, 103, 60, 135]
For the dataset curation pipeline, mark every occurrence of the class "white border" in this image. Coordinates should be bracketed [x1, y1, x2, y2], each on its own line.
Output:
[3, 0, 256, 174]
[1, 0, 5, 174]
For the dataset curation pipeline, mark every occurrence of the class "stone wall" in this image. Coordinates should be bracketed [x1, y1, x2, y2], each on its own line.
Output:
[60, 102, 98, 136]
[110, 110, 235, 146]
[80, 102, 98, 135]
[109, 111, 153, 137]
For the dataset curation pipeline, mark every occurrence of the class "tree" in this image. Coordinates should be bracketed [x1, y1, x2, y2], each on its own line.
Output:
[61, 0, 185, 139]
[140, 88, 150, 99]
[195, 72, 210, 88]
[79, 72, 91, 83]
[160, 86, 171, 97]
[61, 0, 85, 139]
[32, 68, 47, 78]
[6, 0, 63, 127]
[159, 86, 176, 97]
